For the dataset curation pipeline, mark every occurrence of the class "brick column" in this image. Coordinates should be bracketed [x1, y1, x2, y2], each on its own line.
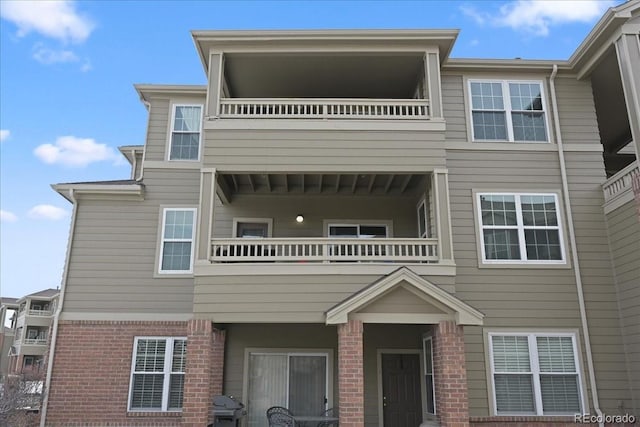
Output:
[182, 319, 213, 427]
[434, 320, 469, 427]
[338, 319, 364, 427]
[210, 328, 226, 396]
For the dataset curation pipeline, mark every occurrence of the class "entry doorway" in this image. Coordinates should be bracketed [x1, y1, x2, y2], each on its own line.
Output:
[380, 352, 423, 427]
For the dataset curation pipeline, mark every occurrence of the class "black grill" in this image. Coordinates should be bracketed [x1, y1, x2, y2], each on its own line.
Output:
[209, 395, 246, 427]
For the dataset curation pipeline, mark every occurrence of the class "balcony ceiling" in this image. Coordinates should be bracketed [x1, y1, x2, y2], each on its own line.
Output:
[217, 173, 426, 199]
[223, 53, 425, 99]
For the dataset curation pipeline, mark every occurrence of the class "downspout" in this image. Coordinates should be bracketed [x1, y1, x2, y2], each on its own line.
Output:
[40, 188, 77, 427]
[549, 64, 603, 425]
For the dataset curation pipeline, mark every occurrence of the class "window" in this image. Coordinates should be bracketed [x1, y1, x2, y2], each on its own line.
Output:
[128, 337, 187, 412]
[469, 80, 548, 142]
[233, 218, 272, 238]
[477, 193, 564, 263]
[159, 208, 197, 273]
[417, 198, 430, 238]
[489, 333, 583, 415]
[169, 105, 202, 160]
[328, 224, 388, 238]
[247, 351, 329, 427]
[423, 337, 436, 415]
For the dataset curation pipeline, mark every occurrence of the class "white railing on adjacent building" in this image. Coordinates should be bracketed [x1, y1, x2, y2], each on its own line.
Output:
[211, 237, 439, 263]
[28, 309, 53, 317]
[603, 161, 639, 204]
[23, 338, 47, 345]
[219, 98, 430, 120]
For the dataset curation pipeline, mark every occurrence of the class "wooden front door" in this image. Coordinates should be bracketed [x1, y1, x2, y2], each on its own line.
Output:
[381, 353, 422, 427]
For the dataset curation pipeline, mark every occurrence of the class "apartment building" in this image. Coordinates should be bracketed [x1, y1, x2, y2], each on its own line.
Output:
[41, 1, 639, 426]
[0, 289, 59, 379]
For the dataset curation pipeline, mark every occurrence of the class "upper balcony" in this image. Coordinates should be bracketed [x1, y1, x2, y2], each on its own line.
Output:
[192, 30, 457, 129]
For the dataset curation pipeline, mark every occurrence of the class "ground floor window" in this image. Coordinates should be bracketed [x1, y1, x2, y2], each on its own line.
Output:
[489, 332, 582, 415]
[128, 337, 187, 412]
[423, 337, 436, 414]
[246, 351, 329, 427]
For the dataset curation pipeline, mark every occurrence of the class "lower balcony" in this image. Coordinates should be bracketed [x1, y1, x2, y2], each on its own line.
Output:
[211, 237, 438, 263]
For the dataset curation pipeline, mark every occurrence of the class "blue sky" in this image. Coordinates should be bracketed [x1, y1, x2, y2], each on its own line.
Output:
[0, 0, 620, 299]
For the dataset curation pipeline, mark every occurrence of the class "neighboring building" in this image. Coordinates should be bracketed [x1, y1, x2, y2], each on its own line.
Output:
[0, 290, 59, 379]
[41, 2, 639, 427]
[0, 297, 19, 379]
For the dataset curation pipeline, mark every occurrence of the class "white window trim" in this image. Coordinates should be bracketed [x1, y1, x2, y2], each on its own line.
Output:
[423, 336, 436, 415]
[242, 348, 334, 415]
[167, 104, 203, 162]
[158, 208, 197, 274]
[323, 220, 393, 238]
[468, 79, 550, 143]
[417, 198, 430, 238]
[487, 332, 584, 416]
[476, 192, 566, 265]
[232, 217, 273, 238]
[127, 336, 187, 412]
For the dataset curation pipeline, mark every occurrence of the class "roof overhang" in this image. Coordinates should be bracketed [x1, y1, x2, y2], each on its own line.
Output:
[326, 267, 484, 325]
[569, 0, 640, 79]
[118, 145, 144, 165]
[52, 183, 144, 202]
[192, 29, 459, 72]
[134, 84, 207, 106]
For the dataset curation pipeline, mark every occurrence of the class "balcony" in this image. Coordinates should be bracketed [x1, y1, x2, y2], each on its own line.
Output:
[28, 309, 53, 317]
[211, 237, 438, 263]
[219, 98, 430, 120]
[23, 338, 47, 346]
[603, 160, 639, 213]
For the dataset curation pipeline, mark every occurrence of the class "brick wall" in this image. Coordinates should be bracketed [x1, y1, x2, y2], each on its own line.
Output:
[338, 319, 364, 427]
[45, 320, 187, 426]
[434, 320, 469, 427]
[182, 319, 212, 427]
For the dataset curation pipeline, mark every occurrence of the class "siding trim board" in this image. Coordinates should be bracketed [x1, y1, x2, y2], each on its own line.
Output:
[193, 263, 456, 276]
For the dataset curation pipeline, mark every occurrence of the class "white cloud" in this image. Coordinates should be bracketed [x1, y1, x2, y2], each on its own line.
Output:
[34, 135, 118, 167]
[0, 210, 18, 222]
[0, 129, 9, 142]
[461, 0, 615, 36]
[0, 0, 94, 43]
[80, 59, 92, 72]
[32, 44, 78, 64]
[28, 205, 69, 221]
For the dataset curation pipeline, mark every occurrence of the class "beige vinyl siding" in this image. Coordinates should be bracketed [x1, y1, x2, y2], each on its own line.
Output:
[212, 194, 419, 239]
[446, 149, 631, 415]
[63, 169, 200, 314]
[203, 129, 446, 172]
[194, 275, 455, 323]
[223, 323, 426, 427]
[143, 98, 171, 161]
[605, 199, 640, 412]
[441, 74, 467, 141]
[554, 77, 601, 145]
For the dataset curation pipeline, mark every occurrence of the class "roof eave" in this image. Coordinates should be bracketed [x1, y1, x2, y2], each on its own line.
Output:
[52, 183, 145, 202]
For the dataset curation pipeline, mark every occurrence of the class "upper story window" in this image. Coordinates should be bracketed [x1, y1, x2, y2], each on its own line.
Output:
[469, 80, 548, 142]
[159, 208, 197, 274]
[128, 337, 186, 412]
[477, 193, 564, 264]
[489, 332, 582, 415]
[169, 105, 202, 161]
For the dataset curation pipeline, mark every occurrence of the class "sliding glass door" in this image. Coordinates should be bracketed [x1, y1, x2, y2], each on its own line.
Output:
[247, 352, 328, 427]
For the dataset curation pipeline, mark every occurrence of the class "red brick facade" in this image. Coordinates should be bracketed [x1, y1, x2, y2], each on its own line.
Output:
[338, 319, 364, 427]
[45, 320, 187, 426]
[434, 320, 469, 427]
[182, 319, 213, 427]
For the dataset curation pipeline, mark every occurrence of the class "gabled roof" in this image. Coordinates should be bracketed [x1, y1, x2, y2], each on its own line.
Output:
[27, 288, 59, 298]
[1, 297, 19, 306]
[326, 267, 484, 325]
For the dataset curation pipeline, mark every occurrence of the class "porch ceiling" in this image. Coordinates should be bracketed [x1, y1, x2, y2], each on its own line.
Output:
[216, 173, 427, 201]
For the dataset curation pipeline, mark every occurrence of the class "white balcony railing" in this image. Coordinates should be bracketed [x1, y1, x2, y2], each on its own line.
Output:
[28, 309, 53, 317]
[211, 237, 439, 263]
[23, 338, 47, 346]
[603, 161, 639, 203]
[219, 98, 430, 120]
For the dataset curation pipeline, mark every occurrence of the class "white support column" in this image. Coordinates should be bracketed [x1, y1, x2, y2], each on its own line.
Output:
[433, 169, 454, 263]
[197, 168, 217, 262]
[615, 33, 640, 160]
[206, 52, 224, 119]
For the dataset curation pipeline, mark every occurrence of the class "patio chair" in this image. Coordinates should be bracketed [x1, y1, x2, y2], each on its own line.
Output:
[267, 406, 293, 417]
[268, 411, 297, 427]
[317, 408, 338, 427]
